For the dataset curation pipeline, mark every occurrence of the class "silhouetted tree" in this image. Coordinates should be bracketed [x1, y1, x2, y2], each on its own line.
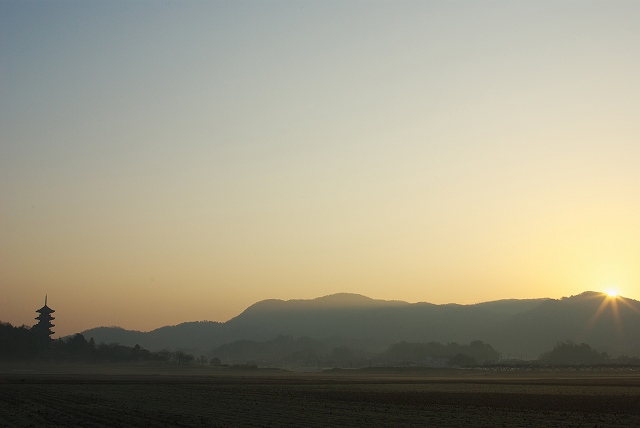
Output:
[173, 350, 195, 364]
[468, 340, 501, 362]
[381, 340, 499, 366]
[132, 344, 141, 360]
[155, 349, 172, 362]
[0, 322, 41, 359]
[449, 353, 475, 367]
[67, 333, 92, 356]
[539, 341, 608, 365]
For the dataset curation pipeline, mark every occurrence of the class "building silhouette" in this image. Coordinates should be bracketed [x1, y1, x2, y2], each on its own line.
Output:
[33, 295, 55, 340]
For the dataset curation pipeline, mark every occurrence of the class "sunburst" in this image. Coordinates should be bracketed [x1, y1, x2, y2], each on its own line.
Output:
[586, 291, 640, 334]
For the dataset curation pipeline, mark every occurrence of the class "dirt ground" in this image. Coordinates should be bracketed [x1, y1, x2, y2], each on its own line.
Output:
[1, 363, 639, 427]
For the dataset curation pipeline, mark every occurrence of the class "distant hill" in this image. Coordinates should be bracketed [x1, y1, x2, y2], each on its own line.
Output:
[488, 291, 640, 358]
[81, 292, 640, 359]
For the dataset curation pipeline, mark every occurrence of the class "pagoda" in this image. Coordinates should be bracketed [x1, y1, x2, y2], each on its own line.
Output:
[33, 295, 55, 340]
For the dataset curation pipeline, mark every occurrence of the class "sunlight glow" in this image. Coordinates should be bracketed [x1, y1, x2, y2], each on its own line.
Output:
[588, 290, 640, 331]
[587, 292, 621, 334]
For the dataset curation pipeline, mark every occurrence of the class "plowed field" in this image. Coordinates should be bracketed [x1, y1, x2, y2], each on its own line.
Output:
[2, 366, 639, 427]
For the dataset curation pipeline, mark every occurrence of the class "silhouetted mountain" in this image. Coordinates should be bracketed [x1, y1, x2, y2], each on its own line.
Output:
[490, 291, 640, 359]
[81, 292, 640, 359]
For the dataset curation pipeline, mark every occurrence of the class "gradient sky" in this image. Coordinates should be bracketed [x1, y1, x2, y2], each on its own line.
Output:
[2, 1, 639, 337]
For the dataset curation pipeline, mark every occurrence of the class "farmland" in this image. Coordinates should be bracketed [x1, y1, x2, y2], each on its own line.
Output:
[1, 364, 640, 427]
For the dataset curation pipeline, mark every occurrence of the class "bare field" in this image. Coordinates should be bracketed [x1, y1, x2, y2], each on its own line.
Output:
[1, 364, 640, 427]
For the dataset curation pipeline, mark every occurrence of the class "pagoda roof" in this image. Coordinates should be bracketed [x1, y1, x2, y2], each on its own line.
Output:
[36, 304, 55, 314]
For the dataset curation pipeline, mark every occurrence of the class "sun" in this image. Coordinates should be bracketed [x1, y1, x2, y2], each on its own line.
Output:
[605, 289, 618, 298]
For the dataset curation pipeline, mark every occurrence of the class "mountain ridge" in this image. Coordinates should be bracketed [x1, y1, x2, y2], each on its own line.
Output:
[80, 291, 640, 359]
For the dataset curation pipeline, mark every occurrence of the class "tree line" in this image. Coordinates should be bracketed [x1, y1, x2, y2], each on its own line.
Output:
[4, 321, 639, 368]
[0, 322, 201, 363]
[208, 335, 502, 368]
[208, 337, 640, 368]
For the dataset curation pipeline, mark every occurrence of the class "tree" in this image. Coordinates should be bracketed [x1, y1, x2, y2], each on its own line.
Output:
[0, 322, 41, 359]
[155, 349, 172, 362]
[66, 333, 91, 356]
[539, 341, 608, 365]
[468, 340, 500, 363]
[174, 350, 195, 364]
[448, 353, 475, 367]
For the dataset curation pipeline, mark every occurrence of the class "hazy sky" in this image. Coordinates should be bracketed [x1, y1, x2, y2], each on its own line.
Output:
[2, 1, 639, 337]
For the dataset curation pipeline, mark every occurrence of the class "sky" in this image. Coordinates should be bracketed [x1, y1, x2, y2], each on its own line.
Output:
[1, 1, 639, 337]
